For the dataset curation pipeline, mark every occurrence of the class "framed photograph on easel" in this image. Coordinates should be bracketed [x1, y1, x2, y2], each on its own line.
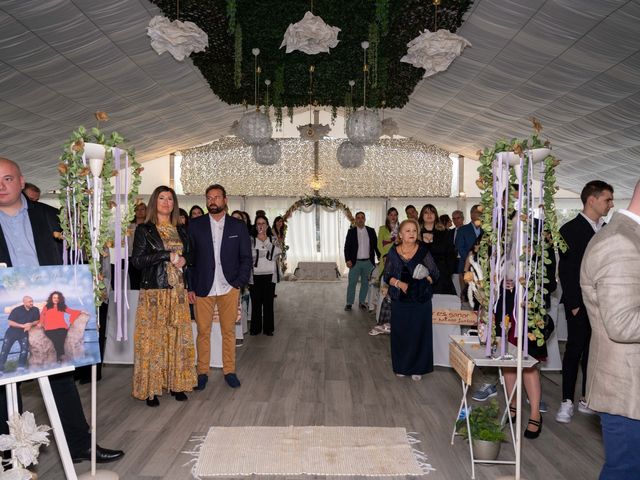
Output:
[0, 264, 100, 382]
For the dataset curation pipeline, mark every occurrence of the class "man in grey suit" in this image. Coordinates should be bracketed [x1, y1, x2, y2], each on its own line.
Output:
[581, 180, 640, 479]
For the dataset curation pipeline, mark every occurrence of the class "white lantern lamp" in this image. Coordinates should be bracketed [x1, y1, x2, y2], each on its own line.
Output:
[84, 143, 106, 177]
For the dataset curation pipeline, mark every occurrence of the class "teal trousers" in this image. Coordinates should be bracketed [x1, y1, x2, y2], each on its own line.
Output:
[346, 260, 374, 306]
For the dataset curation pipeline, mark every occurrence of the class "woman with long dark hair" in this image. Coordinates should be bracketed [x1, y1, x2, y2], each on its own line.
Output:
[131, 186, 196, 406]
[39, 291, 84, 362]
[377, 207, 399, 264]
[240, 211, 253, 234]
[272, 216, 286, 248]
[189, 205, 204, 219]
[178, 208, 189, 228]
[249, 215, 282, 336]
[418, 204, 457, 294]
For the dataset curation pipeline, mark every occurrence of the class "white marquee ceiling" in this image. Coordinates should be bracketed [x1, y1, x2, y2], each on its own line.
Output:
[1, 0, 639, 197]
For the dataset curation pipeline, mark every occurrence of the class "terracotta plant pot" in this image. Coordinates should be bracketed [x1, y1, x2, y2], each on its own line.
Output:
[472, 439, 501, 461]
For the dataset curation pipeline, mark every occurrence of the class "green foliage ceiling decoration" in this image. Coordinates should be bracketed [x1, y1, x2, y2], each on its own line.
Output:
[149, 0, 472, 109]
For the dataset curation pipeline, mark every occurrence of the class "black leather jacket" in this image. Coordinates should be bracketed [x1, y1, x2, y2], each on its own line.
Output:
[131, 222, 191, 290]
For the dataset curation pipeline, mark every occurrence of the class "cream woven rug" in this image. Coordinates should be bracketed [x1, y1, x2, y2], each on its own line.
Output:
[191, 426, 433, 477]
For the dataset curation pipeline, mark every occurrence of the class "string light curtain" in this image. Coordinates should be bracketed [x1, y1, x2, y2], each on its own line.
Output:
[180, 137, 452, 197]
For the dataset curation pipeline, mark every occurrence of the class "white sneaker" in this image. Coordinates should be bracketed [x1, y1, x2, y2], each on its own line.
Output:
[411, 375, 422, 381]
[368, 326, 384, 336]
[578, 399, 596, 415]
[555, 399, 574, 423]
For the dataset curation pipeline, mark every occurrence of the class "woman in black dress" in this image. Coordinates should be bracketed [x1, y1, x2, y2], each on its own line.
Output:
[418, 204, 457, 295]
[384, 219, 439, 381]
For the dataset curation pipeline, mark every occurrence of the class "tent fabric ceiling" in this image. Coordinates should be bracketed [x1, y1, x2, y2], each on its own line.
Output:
[1, 0, 639, 197]
[395, 0, 640, 197]
[0, 0, 241, 191]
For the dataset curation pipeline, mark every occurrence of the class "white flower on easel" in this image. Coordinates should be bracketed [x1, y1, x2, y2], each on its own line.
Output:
[0, 412, 51, 478]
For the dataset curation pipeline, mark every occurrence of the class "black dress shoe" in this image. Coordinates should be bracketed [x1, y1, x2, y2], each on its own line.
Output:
[72, 445, 125, 464]
[524, 416, 543, 439]
[195, 374, 208, 391]
[146, 395, 159, 407]
[171, 391, 188, 401]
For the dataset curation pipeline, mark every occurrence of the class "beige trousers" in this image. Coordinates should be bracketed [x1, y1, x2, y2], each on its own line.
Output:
[194, 288, 240, 375]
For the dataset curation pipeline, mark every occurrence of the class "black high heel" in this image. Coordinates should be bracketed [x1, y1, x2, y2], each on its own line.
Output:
[146, 395, 159, 407]
[524, 416, 543, 439]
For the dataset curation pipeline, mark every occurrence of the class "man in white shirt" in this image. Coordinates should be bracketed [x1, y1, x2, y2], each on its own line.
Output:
[343, 212, 379, 311]
[580, 179, 640, 479]
[188, 184, 252, 390]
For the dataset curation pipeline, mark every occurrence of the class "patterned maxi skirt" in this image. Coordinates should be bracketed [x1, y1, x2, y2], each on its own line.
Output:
[132, 286, 197, 400]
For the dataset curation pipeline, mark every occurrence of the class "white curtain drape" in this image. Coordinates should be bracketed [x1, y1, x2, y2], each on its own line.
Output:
[287, 199, 387, 275]
[343, 198, 387, 234]
[319, 208, 350, 274]
[245, 197, 297, 224]
[286, 208, 318, 272]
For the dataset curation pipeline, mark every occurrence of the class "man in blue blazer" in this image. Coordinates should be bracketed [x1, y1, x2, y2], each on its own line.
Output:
[454, 205, 482, 272]
[187, 184, 252, 390]
[454, 205, 482, 298]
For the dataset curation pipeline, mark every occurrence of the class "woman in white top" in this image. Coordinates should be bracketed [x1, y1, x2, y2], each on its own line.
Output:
[249, 215, 282, 336]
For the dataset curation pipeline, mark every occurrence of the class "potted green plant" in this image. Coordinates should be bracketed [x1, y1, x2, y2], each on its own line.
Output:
[456, 399, 507, 461]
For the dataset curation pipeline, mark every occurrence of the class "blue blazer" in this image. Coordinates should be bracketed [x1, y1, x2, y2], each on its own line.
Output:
[454, 222, 480, 273]
[187, 214, 252, 296]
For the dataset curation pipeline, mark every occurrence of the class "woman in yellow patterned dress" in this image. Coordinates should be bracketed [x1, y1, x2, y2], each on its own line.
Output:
[131, 186, 196, 406]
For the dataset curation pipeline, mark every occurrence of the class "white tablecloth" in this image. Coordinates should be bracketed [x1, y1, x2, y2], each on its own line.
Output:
[432, 294, 465, 368]
[104, 291, 245, 368]
[431, 294, 561, 371]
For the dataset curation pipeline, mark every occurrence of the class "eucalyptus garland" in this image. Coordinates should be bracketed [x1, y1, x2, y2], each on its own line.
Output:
[234, 24, 242, 89]
[331, 105, 338, 126]
[376, 0, 390, 36]
[58, 121, 142, 305]
[368, 23, 379, 88]
[226, 0, 237, 34]
[273, 65, 285, 130]
[473, 121, 567, 348]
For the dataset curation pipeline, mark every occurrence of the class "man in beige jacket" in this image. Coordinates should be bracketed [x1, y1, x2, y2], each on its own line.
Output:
[581, 180, 640, 479]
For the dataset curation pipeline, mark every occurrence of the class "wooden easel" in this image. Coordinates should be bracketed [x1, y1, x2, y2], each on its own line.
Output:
[1, 365, 78, 480]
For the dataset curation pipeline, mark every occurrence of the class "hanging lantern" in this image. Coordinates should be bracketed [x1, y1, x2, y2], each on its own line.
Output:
[346, 109, 382, 145]
[337, 141, 365, 168]
[400, 29, 471, 78]
[252, 139, 281, 165]
[237, 111, 273, 146]
[280, 11, 341, 55]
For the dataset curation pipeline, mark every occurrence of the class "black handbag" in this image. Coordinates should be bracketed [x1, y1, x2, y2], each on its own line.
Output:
[542, 314, 555, 340]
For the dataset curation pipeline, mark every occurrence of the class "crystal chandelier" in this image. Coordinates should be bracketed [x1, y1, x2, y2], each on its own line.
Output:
[336, 141, 365, 168]
[237, 48, 274, 148]
[345, 41, 381, 146]
[252, 139, 281, 165]
[238, 110, 272, 146]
